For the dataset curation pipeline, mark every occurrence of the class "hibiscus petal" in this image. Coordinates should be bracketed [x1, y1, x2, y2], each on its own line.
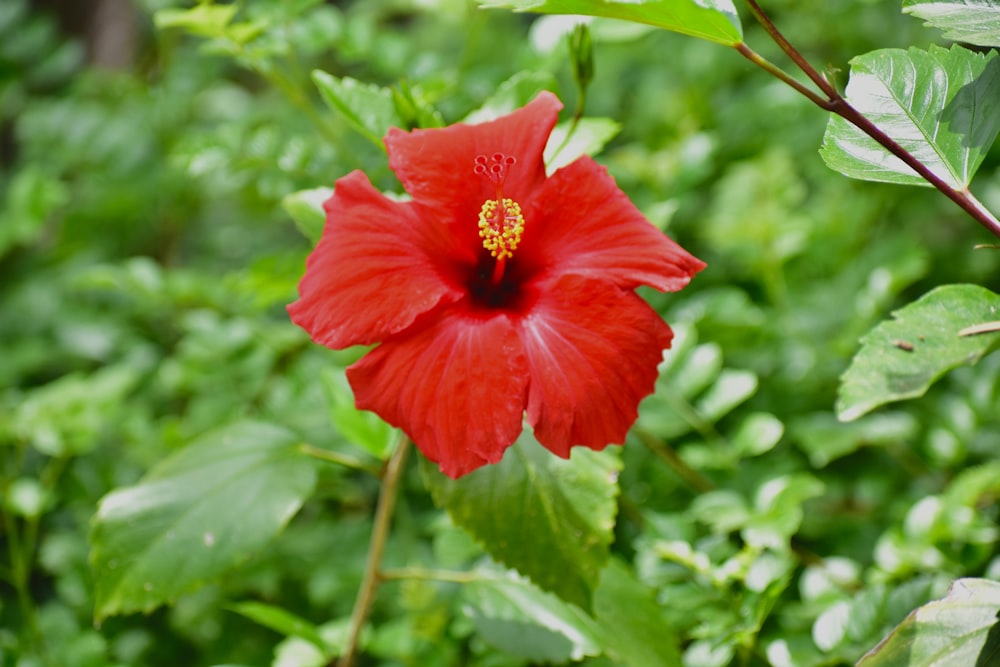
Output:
[519, 275, 673, 457]
[385, 92, 561, 228]
[347, 306, 530, 478]
[520, 157, 706, 292]
[288, 171, 468, 349]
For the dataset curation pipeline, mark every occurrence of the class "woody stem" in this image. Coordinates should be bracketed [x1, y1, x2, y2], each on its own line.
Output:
[336, 436, 410, 667]
[739, 0, 1000, 239]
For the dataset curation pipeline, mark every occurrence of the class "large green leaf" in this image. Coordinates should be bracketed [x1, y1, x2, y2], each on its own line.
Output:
[91, 421, 317, 620]
[463, 573, 601, 662]
[858, 578, 1000, 666]
[837, 284, 1000, 421]
[425, 430, 621, 609]
[903, 0, 1000, 48]
[475, 0, 743, 46]
[820, 45, 1000, 188]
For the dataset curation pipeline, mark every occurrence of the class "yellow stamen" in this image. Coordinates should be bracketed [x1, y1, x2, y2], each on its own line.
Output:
[477, 198, 524, 260]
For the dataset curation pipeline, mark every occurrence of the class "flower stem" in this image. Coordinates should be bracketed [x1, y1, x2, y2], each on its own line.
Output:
[739, 0, 1000, 240]
[336, 436, 410, 667]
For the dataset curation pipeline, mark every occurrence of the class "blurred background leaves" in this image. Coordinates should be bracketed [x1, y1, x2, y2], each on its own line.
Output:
[1, 0, 999, 666]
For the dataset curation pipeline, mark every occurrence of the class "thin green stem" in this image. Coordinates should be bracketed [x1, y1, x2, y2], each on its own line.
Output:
[740, 0, 1000, 240]
[634, 429, 715, 493]
[661, 389, 723, 444]
[2, 502, 30, 625]
[335, 436, 411, 667]
[257, 63, 350, 150]
[734, 43, 831, 109]
[1, 475, 50, 666]
[549, 107, 584, 168]
[298, 444, 382, 476]
[224, 36, 359, 158]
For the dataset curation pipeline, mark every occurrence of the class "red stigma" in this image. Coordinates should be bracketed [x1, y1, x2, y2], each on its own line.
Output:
[474, 153, 517, 187]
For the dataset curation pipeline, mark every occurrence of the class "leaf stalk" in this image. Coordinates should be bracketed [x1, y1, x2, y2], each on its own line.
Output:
[740, 0, 1000, 240]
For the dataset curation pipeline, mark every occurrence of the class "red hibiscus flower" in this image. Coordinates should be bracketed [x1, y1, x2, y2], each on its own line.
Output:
[288, 92, 705, 478]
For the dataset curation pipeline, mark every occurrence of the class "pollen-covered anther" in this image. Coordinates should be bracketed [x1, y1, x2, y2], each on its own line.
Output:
[478, 198, 524, 260]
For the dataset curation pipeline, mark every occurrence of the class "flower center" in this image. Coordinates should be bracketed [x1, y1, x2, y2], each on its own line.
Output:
[474, 153, 524, 284]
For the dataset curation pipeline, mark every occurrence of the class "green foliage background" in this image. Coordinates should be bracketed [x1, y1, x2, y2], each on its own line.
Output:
[1, 0, 999, 666]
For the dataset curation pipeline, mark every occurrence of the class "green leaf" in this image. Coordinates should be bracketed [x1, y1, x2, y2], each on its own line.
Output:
[476, 0, 743, 46]
[0, 167, 67, 258]
[425, 430, 621, 609]
[14, 358, 150, 457]
[272, 619, 353, 667]
[821, 45, 1000, 188]
[464, 573, 601, 662]
[154, 4, 238, 37]
[791, 412, 919, 467]
[858, 578, 1000, 666]
[90, 421, 317, 620]
[694, 368, 758, 421]
[391, 81, 445, 129]
[461, 70, 558, 124]
[592, 559, 682, 667]
[321, 368, 396, 460]
[4, 478, 47, 519]
[228, 601, 329, 655]
[731, 412, 784, 457]
[311, 70, 403, 150]
[903, 0, 1000, 47]
[743, 473, 825, 550]
[837, 284, 1000, 421]
[282, 187, 330, 245]
[544, 117, 622, 172]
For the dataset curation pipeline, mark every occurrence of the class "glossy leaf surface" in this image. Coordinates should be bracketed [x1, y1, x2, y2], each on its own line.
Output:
[903, 0, 1000, 47]
[464, 574, 601, 662]
[476, 0, 743, 46]
[837, 284, 1000, 421]
[858, 578, 1000, 666]
[426, 431, 621, 609]
[592, 560, 682, 666]
[312, 70, 403, 149]
[821, 45, 1000, 188]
